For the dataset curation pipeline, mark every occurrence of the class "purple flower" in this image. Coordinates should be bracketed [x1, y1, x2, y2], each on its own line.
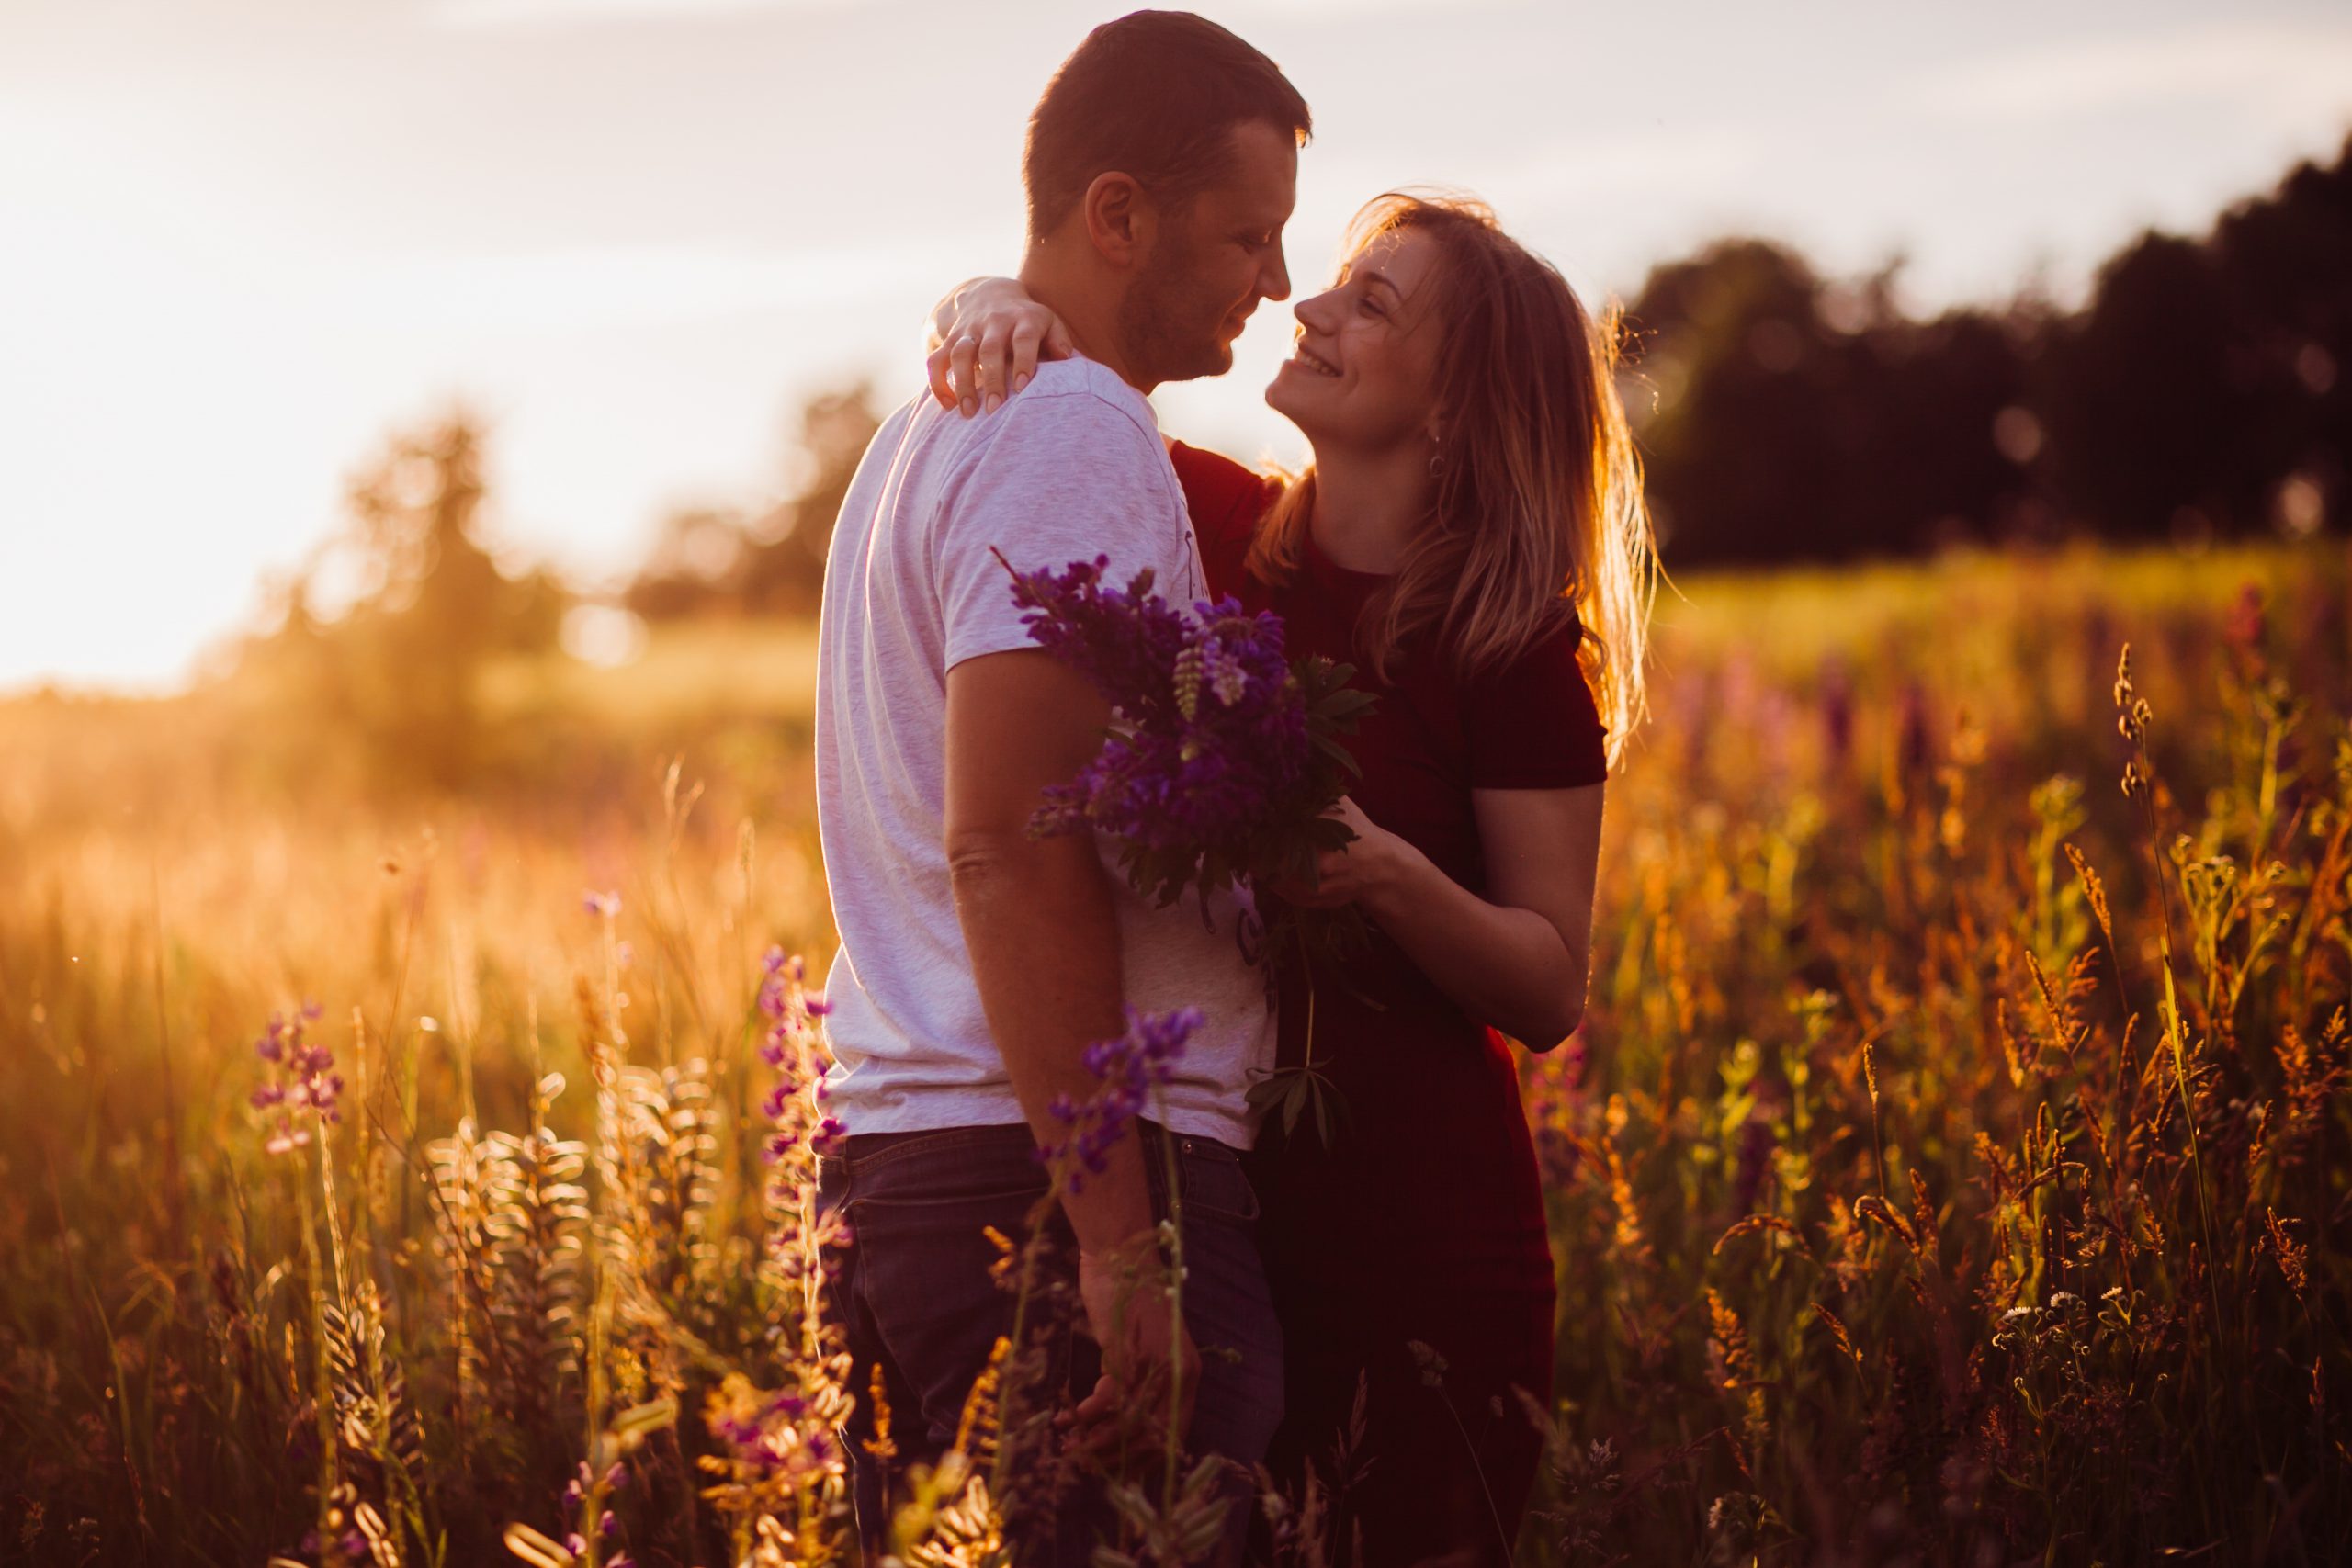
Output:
[582, 889, 621, 919]
[749, 947, 853, 1281]
[248, 1004, 341, 1155]
[1035, 1007, 1200, 1190]
[1001, 553, 1193, 720]
[1002, 558, 1369, 928]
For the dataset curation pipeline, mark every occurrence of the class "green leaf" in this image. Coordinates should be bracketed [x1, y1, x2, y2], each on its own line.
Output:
[1313, 733, 1365, 778]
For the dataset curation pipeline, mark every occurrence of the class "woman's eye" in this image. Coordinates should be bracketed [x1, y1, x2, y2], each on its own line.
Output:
[1359, 296, 1385, 318]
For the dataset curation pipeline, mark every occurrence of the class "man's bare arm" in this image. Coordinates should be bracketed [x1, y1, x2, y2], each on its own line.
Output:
[945, 648, 1200, 1440]
[943, 647, 1150, 1251]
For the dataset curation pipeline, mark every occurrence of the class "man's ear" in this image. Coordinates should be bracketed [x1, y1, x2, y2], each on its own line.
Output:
[1081, 171, 1156, 268]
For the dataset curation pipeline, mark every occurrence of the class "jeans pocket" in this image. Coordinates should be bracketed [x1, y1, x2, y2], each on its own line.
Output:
[1177, 1144, 1261, 1224]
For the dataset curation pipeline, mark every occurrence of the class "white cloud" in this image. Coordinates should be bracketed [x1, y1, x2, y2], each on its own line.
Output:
[426, 0, 842, 29]
[1233, 0, 1528, 11]
[1917, 18, 2352, 134]
[336, 243, 941, 335]
[1471, 125, 1766, 210]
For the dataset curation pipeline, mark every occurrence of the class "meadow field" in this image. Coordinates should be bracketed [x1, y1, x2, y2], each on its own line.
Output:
[4, 540, 2349, 1566]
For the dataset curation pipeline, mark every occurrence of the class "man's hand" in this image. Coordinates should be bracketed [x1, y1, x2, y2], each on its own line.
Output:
[1067, 1228, 1201, 1455]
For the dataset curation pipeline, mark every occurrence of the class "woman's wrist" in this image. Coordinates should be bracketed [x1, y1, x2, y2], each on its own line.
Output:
[1355, 828, 1432, 924]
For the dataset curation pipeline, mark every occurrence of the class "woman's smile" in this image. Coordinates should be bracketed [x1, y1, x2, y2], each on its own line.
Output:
[1287, 341, 1342, 377]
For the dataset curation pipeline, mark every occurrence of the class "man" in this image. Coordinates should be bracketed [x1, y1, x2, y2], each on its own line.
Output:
[809, 11, 1309, 1559]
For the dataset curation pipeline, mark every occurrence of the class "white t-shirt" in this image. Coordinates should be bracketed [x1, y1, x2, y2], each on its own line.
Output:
[812, 357, 1274, 1150]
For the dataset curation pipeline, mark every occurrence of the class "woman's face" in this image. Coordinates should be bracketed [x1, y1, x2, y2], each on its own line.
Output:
[1264, 225, 1445, 455]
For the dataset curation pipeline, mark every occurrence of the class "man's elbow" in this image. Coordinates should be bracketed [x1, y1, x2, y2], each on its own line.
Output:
[945, 823, 1095, 899]
[945, 824, 1024, 893]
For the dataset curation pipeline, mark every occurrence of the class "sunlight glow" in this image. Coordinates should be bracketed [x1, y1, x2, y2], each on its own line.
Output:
[3, 0, 2346, 690]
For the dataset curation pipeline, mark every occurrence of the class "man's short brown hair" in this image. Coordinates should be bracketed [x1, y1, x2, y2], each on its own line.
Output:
[1023, 10, 1311, 238]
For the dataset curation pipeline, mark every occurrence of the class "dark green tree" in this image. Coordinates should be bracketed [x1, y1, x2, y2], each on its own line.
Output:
[1625, 241, 2039, 564]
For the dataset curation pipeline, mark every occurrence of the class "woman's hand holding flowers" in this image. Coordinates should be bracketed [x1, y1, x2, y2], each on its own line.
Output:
[998, 553, 1377, 963]
[1266, 795, 1419, 913]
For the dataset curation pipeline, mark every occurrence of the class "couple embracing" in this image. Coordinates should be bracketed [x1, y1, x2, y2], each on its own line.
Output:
[811, 11, 1653, 1563]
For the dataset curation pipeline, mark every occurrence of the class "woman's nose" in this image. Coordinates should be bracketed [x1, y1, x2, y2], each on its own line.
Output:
[1293, 289, 1340, 333]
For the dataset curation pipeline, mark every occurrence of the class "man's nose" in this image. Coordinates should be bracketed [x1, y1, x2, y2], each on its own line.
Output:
[1259, 244, 1293, 304]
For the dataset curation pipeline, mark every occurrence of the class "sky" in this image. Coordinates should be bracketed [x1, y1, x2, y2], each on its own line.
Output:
[3, 0, 2349, 692]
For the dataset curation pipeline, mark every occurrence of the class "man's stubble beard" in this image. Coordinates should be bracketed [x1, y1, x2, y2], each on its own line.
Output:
[1117, 229, 1238, 388]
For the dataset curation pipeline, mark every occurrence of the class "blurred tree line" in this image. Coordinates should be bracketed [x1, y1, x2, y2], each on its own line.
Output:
[1623, 133, 2349, 563]
[226, 133, 2346, 793]
[611, 130, 2347, 613]
[242, 413, 570, 788]
[234, 389, 881, 794]
[623, 385, 880, 622]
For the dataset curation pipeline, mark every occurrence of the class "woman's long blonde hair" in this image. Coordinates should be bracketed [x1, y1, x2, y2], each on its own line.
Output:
[1245, 193, 1656, 763]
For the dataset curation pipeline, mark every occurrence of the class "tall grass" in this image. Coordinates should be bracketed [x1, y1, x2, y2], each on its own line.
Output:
[1, 542, 2346, 1564]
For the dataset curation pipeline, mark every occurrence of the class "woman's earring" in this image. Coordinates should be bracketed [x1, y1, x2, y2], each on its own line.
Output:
[1428, 446, 1446, 479]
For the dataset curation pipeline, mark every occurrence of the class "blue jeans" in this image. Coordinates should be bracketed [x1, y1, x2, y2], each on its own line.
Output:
[817, 1119, 1283, 1564]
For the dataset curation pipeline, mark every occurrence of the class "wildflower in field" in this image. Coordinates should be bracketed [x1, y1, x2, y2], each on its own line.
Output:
[2224, 580, 2267, 657]
[671, 943, 859, 1559]
[695, 1348, 856, 1552]
[1000, 552, 1374, 955]
[753, 945, 847, 1167]
[706, 1374, 840, 1485]
[248, 1000, 340, 1154]
[1033, 1006, 1198, 1191]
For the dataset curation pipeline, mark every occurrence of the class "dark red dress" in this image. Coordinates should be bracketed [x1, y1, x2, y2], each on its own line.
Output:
[1170, 444, 1609, 1565]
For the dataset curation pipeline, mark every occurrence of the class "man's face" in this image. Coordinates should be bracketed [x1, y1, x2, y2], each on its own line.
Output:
[1119, 119, 1298, 387]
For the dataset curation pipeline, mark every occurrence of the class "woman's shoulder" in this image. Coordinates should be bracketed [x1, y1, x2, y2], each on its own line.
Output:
[1167, 440, 1272, 515]
[1166, 440, 1278, 599]
[1460, 608, 1609, 788]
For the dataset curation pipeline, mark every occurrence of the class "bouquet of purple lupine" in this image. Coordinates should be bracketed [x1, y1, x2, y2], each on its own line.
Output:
[996, 549, 1374, 1143]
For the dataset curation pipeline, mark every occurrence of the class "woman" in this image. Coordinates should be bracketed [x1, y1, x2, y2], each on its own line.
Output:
[931, 193, 1653, 1564]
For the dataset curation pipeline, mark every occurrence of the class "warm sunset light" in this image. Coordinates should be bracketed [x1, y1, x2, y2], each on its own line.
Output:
[6, 0, 2348, 690]
[6, 5, 2350, 1564]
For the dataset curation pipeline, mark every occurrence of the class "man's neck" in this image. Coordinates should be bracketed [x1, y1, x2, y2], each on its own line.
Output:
[1307, 442, 1432, 575]
[1019, 244, 1150, 393]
